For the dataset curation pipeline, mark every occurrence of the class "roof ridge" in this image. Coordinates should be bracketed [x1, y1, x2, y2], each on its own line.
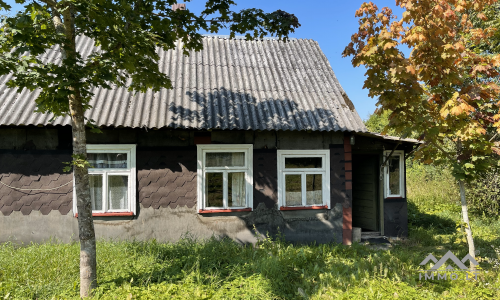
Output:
[201, 34, 299, 41]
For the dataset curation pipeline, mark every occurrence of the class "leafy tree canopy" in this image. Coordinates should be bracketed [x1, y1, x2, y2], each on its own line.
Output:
[0, 0, 300, 116]
[343, 0, 500, 181]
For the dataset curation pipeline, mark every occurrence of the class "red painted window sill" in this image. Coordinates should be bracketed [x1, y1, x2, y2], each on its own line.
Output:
[280, 205, 328, 211]
[385, 197, 404, 200]
[74, 212, 135, 217]
[199, 208, 252, 214]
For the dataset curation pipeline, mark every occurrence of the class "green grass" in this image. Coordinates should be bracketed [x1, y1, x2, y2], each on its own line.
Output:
[1, 168, 500, 299]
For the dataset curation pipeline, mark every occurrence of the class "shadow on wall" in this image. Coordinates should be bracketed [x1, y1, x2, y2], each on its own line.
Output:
[0, 152, 73, 216]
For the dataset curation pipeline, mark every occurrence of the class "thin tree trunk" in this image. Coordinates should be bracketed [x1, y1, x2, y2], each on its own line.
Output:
[56, 4, 97, 297]
[70, 91, 97, 296]
[459, 179, 476, 270]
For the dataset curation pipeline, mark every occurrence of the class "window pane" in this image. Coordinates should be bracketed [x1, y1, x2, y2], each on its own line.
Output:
[285, 157, 322, 169]
[89, 175, 103, 211]
[108, 175, 128, 210]
[388, 156, 401, 195]
[285, 174, 302, 206]
[206, 173, 223, 207]
[206, 152, 245, 167]
[228, 172, 246, 207]
[88, 153, 127, 169]
[306, 174, 322, 205]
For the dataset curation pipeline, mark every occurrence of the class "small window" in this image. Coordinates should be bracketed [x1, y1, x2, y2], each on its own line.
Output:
[278, 150, 330, 210]
[73, 145, 136, 216]
[197, 145, 253, 212]
[384, 150, 405, 198]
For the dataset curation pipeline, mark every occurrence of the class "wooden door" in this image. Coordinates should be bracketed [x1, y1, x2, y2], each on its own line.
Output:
[352, 155, 379, 231]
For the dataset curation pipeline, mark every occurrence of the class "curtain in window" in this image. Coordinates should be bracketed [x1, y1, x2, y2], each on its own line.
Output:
[206, 152, 245, 167]
[89, 175, 103, 210]
[228, 172, 245, 207]
[88, 153, 127, 168]
[285, 174, 302, 206]
[306, 174, 322, 205]
[108, 175, 128, 210]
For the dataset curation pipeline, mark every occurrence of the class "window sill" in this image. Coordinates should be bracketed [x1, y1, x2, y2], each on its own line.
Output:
[280, 205, 328, 211]
[74, 212, 135, 217]
[199, 208, 252, 214]
[385, 197, 404, 199]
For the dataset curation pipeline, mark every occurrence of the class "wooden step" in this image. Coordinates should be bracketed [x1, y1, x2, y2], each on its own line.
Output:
[361, 231, 381, 238]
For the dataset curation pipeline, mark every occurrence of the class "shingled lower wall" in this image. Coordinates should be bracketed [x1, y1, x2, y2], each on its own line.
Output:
[0, 151, 73, 216]
[137, 150, 197, 210]
[0, 146, 344, 244]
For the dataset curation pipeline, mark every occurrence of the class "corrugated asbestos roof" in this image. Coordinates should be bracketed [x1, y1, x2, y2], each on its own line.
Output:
[0, 35, 367, 132]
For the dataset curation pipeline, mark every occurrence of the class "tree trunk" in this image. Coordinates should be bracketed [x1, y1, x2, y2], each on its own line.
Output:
[459, 179, 476, 270]
[57, 5, 97, 297]
[70, 92, 97, 297]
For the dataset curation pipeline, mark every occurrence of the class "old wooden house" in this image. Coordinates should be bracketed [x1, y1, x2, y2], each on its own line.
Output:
[0, 36, 418, 244]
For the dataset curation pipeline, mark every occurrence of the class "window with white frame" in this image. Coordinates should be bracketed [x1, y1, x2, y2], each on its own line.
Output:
[384, 150, 405, 198]
[73, 144, 137, 215]
[197, 145, 253, 212]
[277, 150, 330, 209]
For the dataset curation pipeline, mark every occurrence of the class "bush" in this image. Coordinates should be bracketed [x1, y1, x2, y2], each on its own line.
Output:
[467, 166, 500, 217]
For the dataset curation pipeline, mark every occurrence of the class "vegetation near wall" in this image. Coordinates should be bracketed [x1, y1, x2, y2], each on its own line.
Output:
[365, 113, 500, 218]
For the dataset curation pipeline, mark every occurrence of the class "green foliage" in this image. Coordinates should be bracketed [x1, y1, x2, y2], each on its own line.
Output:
[467, 165, 500, 217]
[0, 0, 300, 117]
[407, 158, 500, 218]
[2, 218, 500, 299]
[364, 110, 395, 135]
[62, 154, 92, 172]
[469, 2, 500, 54]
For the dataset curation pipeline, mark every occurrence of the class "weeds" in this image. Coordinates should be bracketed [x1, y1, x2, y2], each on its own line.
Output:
[1, 166, 500, 299]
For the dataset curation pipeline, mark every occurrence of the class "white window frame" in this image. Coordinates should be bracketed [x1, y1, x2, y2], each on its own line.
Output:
[73, 144, 137, 216]
[277, 150, 330, 208]
[383, 150, 405, 198]
[197, 144, 253, 211]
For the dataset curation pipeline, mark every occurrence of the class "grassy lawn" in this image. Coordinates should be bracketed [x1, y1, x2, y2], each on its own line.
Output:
[1, 169, 500, 299]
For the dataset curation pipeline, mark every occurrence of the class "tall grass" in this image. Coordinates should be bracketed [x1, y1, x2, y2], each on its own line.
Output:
[1, 162, 500, 299]
[1, 230, 500, 299]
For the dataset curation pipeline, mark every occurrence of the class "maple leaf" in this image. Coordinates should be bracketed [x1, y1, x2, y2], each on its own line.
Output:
[477, 13, 487, 21]
[343, 0, 500, 183]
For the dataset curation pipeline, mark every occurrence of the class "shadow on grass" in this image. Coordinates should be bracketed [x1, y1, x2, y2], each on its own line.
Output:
[94, 237, 378, 299]
[408, 201, 456, 235]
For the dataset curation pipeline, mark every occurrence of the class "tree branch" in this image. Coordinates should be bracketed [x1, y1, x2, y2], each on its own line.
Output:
[39, 0, 57, 9]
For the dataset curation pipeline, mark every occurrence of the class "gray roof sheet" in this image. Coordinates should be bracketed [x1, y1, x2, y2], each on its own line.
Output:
[0, 35, 367, 132]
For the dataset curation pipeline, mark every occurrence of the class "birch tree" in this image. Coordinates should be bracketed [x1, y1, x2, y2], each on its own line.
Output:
[343, 0, 500, 269]
[0, 0, 299, 296]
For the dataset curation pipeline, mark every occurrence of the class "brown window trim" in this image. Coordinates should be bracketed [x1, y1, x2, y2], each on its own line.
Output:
[280, 205, 328, 211]
[75, 212, 135, 217]
[198, 208, 252, 214]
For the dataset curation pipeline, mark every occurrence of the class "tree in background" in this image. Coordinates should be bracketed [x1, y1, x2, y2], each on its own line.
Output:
[364, 109, 395, 135]
[343, 0, 500, 269]
[0, 0, 299, 296]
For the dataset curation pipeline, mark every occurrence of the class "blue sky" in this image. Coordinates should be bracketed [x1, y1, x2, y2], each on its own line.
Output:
[4, 0, 405, 120]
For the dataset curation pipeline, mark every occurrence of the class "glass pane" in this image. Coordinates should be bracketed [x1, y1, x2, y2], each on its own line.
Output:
[206, 152, 245, 167]
[88, 153, 127, 168]
[108, 175, 128, 210]
[285, 174, 302, 206]
[89, 175, 103, 211]
[388, 156, 401, 195]
[206, 173, 223, 207]
[285, 157, 322, 169]
[306, 174, 323, 205]
[228, 172, 246, 207]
